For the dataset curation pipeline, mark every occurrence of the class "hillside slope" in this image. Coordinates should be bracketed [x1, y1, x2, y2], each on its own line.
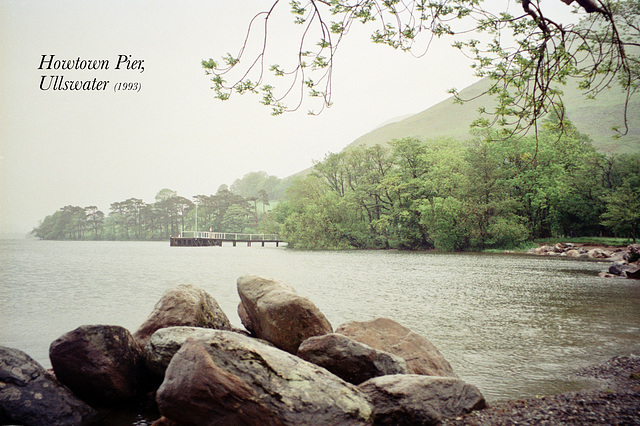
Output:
[348, 77, 639, 154]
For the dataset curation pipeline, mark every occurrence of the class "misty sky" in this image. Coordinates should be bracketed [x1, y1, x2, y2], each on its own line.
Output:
[1, 0, 577, 235]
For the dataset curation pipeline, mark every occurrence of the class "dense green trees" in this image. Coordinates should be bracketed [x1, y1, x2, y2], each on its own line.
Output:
[31, 206, 89, 240]
[275, 122, 640, 249]
[600, 155, 640, 241]
[32, 135, 638, 248]
[31, 173, 286, 241]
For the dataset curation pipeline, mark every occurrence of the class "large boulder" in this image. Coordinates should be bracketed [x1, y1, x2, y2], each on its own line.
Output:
[0, 346, 96, 425]
[336, 317, 457, 377]
[144, 326, 240, 375]
[358, 374, 486, 425]
[156, 339, 281, 426]
[627, 267, 640, 279]
[297, 333, 408, 385]
[49, 325, 149, 406]
[609, 261, 637, 277]
[145, 327, 372, 425]
[237, 275, 333, 353]
[134, 284, 233, 349]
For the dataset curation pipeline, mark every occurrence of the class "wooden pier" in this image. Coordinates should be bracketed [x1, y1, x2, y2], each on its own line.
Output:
[170, 232, 284, 247]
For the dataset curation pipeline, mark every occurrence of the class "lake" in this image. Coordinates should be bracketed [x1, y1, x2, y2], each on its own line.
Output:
[1, 239, 639, 404]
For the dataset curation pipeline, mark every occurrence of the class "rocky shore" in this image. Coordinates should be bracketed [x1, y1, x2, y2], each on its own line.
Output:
[442, 355, 640, 425]
[1, 274, 638, 425]
[526, 243, 640, 279]
[1, 277, 484, 425]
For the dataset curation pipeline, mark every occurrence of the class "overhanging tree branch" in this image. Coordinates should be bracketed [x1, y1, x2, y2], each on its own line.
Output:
[203, 0, 638, 138]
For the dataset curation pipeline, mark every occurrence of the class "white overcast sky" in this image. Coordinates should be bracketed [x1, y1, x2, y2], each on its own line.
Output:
[0, 0, 577, 234]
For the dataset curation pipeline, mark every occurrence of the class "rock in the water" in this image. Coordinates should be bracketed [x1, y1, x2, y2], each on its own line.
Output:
[297, 333, 408, 385]
[599, 271, 620, 278]
[145, 326, 372, 425]
[49, 325, 148, 405]
[609, 261, 635, 277]
[156, 338, 281, 426]
[237, 275, 332, 353]
[0, 346, 96, 425]
[627, 267, 640, 279]
[336, 317, 457, 377]
[134, 284, 232, 349]
[359, 374, 486, 425]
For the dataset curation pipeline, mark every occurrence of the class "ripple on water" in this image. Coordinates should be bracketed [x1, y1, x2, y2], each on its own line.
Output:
[1, 241, 639, 404]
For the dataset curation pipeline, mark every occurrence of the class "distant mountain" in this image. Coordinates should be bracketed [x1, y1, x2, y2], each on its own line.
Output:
[348, 77, 639, 154]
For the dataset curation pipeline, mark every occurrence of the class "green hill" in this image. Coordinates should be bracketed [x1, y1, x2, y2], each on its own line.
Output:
[348, 77, 639, 154]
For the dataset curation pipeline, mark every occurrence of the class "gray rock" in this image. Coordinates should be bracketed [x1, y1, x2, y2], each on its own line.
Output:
[237, 275, 333, 353]
[627, 267, 640, 279]
[0, 346, 96, 425]
[145, 326, 372, 425]
[134, 284, 232, 349]
[298, 333, 408, 385]
[359, 374, 486, 425]
[49, 325, 148, 406]
[609, 261, 635, 277]
[144, 326, 235, 375]
[336, 317, 457, 378]
[156, 339, 281, 426]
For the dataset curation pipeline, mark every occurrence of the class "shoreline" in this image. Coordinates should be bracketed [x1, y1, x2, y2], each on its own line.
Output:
[443, 355, 640, 425]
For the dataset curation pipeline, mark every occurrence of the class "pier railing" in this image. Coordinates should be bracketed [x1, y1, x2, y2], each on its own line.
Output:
[178, 231, 281, 242]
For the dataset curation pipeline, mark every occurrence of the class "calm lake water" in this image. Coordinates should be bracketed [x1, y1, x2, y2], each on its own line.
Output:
[1, 239, 639, 404]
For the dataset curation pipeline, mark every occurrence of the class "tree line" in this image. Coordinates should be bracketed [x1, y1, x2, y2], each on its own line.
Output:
[274, 119, 640, 250]
[32, 122, 639, 249]
[31, 172, 287, 241]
